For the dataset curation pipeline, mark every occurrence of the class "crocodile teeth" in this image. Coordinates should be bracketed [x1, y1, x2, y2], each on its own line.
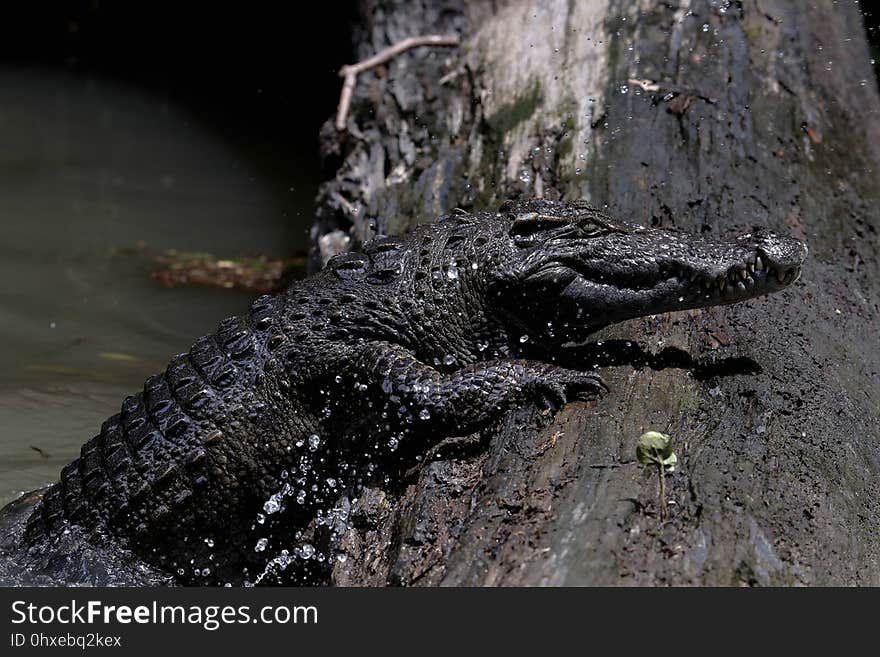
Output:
[718, 277, 727, 292]
[755, 256, 765, 272]
[776, 268, 786, 283]
[739, 269, 749, 281]
[747, 261, 756, 274]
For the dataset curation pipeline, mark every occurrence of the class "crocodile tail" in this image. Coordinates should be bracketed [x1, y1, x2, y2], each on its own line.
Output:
[23, 294, 287, 549]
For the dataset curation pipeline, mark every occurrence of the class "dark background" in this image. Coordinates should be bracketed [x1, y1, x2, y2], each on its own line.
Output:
[0, 2, 358, 215]
[863, 1, 880, 80]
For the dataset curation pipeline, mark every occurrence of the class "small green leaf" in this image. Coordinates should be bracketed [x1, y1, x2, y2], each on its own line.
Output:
[637, 431, 677, 471]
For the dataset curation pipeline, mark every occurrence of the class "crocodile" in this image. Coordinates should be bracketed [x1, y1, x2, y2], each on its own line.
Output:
[0, 199, 807, 586]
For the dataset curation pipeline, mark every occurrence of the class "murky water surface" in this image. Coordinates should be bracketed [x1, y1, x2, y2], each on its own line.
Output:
[0, 68, 309, 504]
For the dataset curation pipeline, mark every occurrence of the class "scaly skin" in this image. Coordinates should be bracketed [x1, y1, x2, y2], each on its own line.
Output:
[5, 200, 807, 585]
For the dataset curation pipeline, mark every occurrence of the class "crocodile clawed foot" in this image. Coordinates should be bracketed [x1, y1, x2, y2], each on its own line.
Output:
[569, 372, 608, 402]
[532, 370, 607, 411]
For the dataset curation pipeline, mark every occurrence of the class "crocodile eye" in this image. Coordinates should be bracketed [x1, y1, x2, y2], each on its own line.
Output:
[571, 221, 607, 237]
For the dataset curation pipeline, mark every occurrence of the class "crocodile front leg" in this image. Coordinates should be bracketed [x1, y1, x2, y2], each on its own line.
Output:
[340, 341, 607, 437]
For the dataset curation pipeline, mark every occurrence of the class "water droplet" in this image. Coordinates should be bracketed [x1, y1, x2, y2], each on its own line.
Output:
[419, 409, 431, 420]
[308, 434, 321, 451]
[619, 84, 629, 94]
[300, 544, 315, 559]
[255, 538, 268, 552]
[702, 23, 709, 32]
[337, 553, 348, 563]
[519, 335, 529, 343]
[443, 354, 455, 366]
[263, 497, 281, 514]
[204, 538, 214, 547]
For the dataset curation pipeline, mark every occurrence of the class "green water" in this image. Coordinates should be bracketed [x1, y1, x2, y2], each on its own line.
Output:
[0, 68, 312, 504]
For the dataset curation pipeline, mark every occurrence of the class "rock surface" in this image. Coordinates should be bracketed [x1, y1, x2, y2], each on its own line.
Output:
[316, 0, 880, 585]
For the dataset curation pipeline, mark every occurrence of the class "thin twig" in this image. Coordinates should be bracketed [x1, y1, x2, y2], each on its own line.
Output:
[659, 464, 668, 521]
[335, 34, 460, 131]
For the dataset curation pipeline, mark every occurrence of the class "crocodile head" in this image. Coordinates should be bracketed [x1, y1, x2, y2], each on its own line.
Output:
[493, 200, 808, 345]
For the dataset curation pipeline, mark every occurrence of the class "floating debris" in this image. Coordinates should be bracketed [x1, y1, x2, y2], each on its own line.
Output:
[152, 250, 306, 293]
[98, 352, 138, 362]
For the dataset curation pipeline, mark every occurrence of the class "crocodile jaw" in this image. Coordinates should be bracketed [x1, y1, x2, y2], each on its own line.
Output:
[505, 229, 808, 342]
